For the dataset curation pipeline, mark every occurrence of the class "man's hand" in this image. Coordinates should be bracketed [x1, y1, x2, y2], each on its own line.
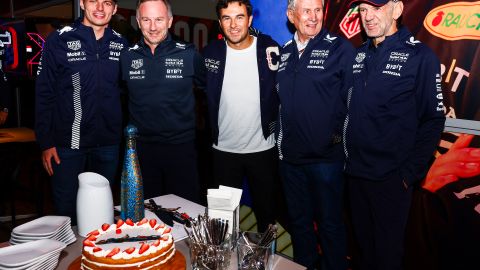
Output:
[0, 111, 7, 125]
[423, 134, 480, 192]
[42, 147, 60, 176]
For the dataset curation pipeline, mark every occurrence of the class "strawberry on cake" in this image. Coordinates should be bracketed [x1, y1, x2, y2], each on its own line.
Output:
[81, 218, 182, 270]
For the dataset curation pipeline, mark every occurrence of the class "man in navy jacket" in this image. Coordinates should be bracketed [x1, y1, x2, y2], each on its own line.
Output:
[345, 0, 445, 269]
[120, 0, 205, 202]
[35, 0, 128, 222]
[277, 0, 354, 269]
[202, 0, 280, 232]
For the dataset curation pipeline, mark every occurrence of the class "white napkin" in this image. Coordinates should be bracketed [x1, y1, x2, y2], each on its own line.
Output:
[207, 185, 242, 235]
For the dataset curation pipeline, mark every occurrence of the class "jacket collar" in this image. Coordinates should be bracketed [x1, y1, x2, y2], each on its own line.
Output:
[138, 33, 172, 55]
[367, 26, 410, 51]
[74, 18, 114, 41]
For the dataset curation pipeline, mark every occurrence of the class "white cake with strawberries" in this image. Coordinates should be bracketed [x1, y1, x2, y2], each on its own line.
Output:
[80, 218, 183, 270]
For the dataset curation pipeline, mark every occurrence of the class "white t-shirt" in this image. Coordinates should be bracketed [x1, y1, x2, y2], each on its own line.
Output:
[213, 37, 275, 154]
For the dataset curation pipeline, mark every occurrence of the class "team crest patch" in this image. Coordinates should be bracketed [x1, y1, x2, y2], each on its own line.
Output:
[67, 40, 81, 51]
[131, 59, 143, 69]
[355, 52, 366, 63]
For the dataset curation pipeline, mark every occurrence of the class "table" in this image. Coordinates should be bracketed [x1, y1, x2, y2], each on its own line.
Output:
[56, 194, 306, 270]
[0, 127, 35, 143]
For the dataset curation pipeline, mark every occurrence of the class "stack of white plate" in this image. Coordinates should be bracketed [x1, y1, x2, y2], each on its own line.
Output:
[10, 216, 76, 246]
[0, 239, 66, 270]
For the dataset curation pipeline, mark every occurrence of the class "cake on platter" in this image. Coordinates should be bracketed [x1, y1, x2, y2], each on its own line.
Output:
[80, 218, 184, 270]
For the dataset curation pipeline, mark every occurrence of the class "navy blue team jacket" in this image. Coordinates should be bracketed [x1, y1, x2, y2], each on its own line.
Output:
[202, 33, 280, 145]
[35, 19, 128, 151]
[345, 27, 445, 185]
[120, 35, 205, 144]
[277, 28, 355, 164]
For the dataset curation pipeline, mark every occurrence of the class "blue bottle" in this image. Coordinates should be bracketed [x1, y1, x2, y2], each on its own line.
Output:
[120, 125, 144, 221]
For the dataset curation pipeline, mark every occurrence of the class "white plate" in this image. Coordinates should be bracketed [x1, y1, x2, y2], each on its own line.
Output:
[12, 230, 76, 246]
[12, 216, 70, 237]
[6, 253, 59, 270]
[0, 239, 66, 267]
[28, 253, 60, 270]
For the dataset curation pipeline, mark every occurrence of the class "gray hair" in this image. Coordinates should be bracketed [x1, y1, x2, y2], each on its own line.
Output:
[136, 0, 173, 18]
[288, 0, 324, 10]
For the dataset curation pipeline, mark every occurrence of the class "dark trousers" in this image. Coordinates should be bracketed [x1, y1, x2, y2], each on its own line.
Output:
[347, 174, 413, 270]
[137, 141, 200, 203]
[212, 147, 278, 232]
[51, 145, 119, 223]
[280, 160, 347, 270]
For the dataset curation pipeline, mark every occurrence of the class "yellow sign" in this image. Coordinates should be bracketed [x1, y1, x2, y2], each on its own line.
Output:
[424, 1, 480, 40]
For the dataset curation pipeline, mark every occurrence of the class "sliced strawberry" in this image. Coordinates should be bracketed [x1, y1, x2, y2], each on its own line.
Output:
[164, 227, 171, 233]
[116, 219, 125, 228]
[87, 234, 97, 241]
[162, 235, 169, 241]
[149, 219, 157, 228]
[152, 239, 160, 247]
[125, 218, 134, 226]
[87, 230, 100, 237]
[155, 223, 165, 230]
[83, 239, 95, 247]
[93, 247, 102, 253]
[101, 223, 110, 231]
[116, 229, 122, 234]
[106, 247, 120, 258]
[138, 218, 148, 226]
[124, 247, 135, 254]
[139, 243, 150, 254]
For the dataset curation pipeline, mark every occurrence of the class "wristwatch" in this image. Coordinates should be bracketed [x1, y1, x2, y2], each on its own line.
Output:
[2, 108, 8, 113]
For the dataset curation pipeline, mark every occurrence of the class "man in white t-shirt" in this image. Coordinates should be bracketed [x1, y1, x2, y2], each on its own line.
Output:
[202, 0, 280, 231]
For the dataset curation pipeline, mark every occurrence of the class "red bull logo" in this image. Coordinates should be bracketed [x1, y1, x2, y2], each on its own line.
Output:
[340, 7, 361, 39]
[424, 1, 480, 40]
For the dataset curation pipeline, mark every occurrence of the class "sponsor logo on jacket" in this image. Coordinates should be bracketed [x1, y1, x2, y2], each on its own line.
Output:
[166, 68, 183, 79]
[66, 40, 86, 62]
[353, 52, 365, 73]
[435, 73, 444, 112]
[129, 59, 145, 79]
[67, 40, 81, 51]
[131, 59, 143, 69]
[109, 42, 124, 50]
[278, 53, 290, 72]
[205, 58, 220, 73]
[165, 58, 184, 67]
[307, 50, 329, 70]
[389, 52, 409, 62]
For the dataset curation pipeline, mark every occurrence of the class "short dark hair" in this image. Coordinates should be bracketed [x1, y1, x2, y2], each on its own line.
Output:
[136, 0, 172, 18]
[215, 0, 253, 19]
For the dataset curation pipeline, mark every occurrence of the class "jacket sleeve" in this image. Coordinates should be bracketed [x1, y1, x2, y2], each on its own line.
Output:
[402, 49, 446, 186]
[35, 35, 59, 150]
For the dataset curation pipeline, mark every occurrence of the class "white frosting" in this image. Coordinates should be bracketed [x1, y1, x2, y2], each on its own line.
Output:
[81, 219, 176, 269]
[84, 221, 173, 260]
[82, 245, 176, 269]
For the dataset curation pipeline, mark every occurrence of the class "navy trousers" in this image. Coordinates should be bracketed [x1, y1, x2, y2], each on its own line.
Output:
[136, 141, 200, 203]
[347, 174, 413, 270]
[280, 160, 347, 270]
[212, 147, 278, 232]
[51, 145, 119, 223]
